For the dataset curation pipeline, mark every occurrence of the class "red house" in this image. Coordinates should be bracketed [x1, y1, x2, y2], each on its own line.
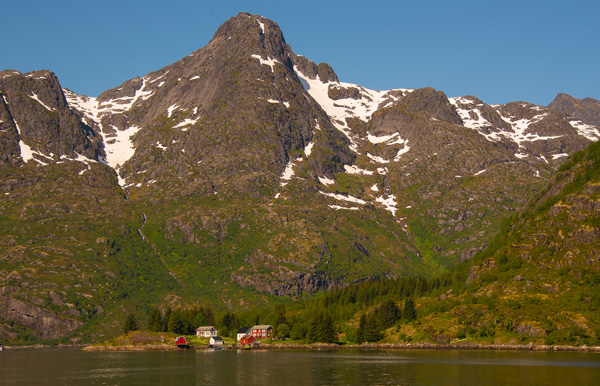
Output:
[240, 335, 256, 345]
[250, 325, 273, 338]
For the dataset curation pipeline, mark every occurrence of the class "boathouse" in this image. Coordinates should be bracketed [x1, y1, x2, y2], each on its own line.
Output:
[209, 336, 224, 348]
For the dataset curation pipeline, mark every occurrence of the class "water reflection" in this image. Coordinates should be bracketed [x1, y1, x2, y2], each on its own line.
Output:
[0, 348, 598, 386]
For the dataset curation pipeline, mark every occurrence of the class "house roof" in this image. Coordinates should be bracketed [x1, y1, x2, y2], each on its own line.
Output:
[252, 325, 272, 330]
[237, 327, 251, 334]
[211, 336, 224, 341]
[196, 326, 216, 331]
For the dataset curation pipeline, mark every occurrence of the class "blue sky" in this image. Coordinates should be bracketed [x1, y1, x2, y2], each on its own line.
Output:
[2, 0, 598, 105]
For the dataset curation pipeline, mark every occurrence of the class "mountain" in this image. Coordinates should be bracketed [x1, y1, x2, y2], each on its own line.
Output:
[1, 12, 599, 342]
[548, 93, 600, 128]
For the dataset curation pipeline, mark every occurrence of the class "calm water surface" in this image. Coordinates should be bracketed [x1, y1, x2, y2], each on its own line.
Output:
[0, 348, 599, 385]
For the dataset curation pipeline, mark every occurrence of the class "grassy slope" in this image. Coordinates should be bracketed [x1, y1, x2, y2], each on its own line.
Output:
[387, 141, 600, 346]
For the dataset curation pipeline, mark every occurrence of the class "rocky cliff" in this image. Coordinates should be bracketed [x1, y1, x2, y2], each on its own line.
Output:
[548, 93, 600, 128]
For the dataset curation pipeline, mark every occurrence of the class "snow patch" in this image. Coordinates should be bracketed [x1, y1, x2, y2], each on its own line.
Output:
[328, 205, 360, 211]
[497, 112, 562, 147]
[375, 194, 398, 216]
[320, 191, 367, 205]
[304, 141, 315, 157]
[174, 117, 199, 129]
[367, 153, 390, 164]
[29, 93, 55, 111]
[279, 160, 296, 186]
[257, 19, 265, 34]
[19, 139, 35, 163]
[148, 71, 169, 84]
[101, 125, 141, 169]
[318, 176, 335, 186]
[570, 120, 600, 141]
[450, 97, 492, 133]
[552, 153, 569, 160]
[515, 152, 529, 159]
[367, 132, 401, 144]
[252, 54, 281, 72]
[167, 104, 179, 118]
[344, 164, 374, 175]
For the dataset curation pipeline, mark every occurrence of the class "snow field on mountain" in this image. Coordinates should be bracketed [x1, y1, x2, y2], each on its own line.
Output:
[63, 89, 143, 173]
[570, 120, 600, 141]
[449, 96, 600, 160]
[294, 67, 411, 155]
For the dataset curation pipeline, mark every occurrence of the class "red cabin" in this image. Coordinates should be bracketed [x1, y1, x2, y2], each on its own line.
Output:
[240, 335, 256, 345]
[175, 336, 188, 349]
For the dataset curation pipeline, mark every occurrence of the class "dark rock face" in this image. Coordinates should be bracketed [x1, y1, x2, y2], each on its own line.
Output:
[292, 55, 338, 83]
[0, 86, 20, 166]
[0, 70, 103, 163]
[0, 298, 83, 339]
[548, 93, 600, 127]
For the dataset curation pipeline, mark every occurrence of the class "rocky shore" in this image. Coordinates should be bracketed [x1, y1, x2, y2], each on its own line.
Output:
[81, 344, 177, 352]
[71, 342, 600, 352]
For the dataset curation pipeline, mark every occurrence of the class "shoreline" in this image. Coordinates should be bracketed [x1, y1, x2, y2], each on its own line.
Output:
[7, 342, 596, 353]
[263, 342, 600, 352]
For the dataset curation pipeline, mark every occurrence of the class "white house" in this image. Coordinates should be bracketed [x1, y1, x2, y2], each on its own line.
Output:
[209, 336, 224, 348]
[196, 326, 218, 338]
[236, 327, 251, 342]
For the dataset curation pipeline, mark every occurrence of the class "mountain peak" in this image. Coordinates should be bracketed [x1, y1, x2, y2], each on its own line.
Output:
[548, 93, 600, 127]
[210, 13, 291, 64]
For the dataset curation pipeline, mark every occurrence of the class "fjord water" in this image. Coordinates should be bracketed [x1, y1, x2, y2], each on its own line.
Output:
[0, 348, 599, 385]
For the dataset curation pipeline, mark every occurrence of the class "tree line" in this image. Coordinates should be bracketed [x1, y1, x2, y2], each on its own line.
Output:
[124, 273, 450, 343]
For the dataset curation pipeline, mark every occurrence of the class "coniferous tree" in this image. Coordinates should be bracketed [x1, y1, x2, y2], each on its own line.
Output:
[403, 298, 417, 322]
[123, 313, 138, 333]
[202, 306, 216, 326]
[415, 278, 428, 297]
[378, 300, 400, 329]
[167, 309, 185, 334]
[273, 303, 287, 330]
[276, 323, 291, 339]
[147, 307, 163, 332]
[307, 311, 336, 343]
[356, 314, 367, 343]
[320, 312, 336, 343]
[192, 310, 206, 328]
[163, 307, 172, 332]
[290, 319, 308, 341]
[356, 313, 383, 343]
